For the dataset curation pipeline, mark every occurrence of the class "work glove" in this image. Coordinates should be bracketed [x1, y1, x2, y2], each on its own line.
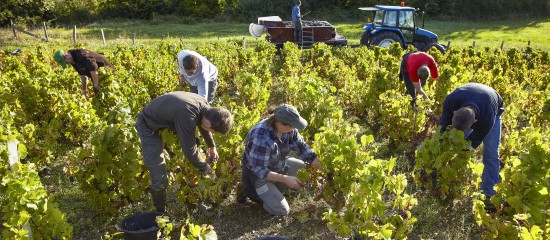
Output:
[180, 79, 187, 87]
[462, 145, 475, 152]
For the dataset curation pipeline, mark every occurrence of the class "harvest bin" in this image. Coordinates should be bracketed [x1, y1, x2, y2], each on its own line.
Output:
[118, 212, 171, 240]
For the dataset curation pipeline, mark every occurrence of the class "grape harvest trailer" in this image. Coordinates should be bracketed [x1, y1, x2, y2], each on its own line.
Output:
[249, 16, 348, 48]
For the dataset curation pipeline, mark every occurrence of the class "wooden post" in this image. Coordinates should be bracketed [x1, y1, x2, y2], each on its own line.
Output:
[101, 29, 106, 46]
[73, 25, 77, 45]
[472, 41, 476, 47]
[446, 41, 451, 49]
[500, 41, 504, 50]
[132, 33, 135, 45]
[43, 22, 49, 42]
[11, 20, 17, 38]
[8, 139, 19, 170]
[242, 37, 246, 48]
[8, 139, 34, 239]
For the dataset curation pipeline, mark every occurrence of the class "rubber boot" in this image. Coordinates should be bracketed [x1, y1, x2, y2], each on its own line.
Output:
[236, 181, 247, 203]
[151, 189, 167, 212]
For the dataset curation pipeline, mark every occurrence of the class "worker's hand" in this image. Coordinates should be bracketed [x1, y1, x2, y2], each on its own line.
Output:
[284, 176, 304, 190]
[209, 147, 219, 162]
[203, 164, 212, 175]
[179, 76, 187, 87]
[462, 145, 475, 152]
[312, 158, 324, 172]
[93, 85, 101, 94]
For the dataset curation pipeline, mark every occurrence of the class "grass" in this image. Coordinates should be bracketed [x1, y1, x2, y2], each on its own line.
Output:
[0, 20, 252, 51]
[1, 17, 549, 51]
[332, 17, 550, 49]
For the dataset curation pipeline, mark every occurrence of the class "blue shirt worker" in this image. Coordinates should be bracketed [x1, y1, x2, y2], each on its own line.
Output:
[177, 50, 219, 104]
[135, 92, 232, 212]
[238, 104, 322, 216]
[439, 83, 505, 211]
[291, 0, 302, 42]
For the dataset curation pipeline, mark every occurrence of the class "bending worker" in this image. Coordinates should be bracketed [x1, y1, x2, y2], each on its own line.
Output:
[177, 50, 219, 104]
[135, 91, 232, 212]
[399, 51, 439, 107]
[53, 49, 115, 98]
[439, 83, 505, 212]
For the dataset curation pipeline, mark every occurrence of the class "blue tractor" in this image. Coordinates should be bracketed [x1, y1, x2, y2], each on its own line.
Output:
[359, 4, 446, 53]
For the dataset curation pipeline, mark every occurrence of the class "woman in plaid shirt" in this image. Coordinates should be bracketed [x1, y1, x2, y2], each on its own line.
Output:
[238, 104, 322, 215]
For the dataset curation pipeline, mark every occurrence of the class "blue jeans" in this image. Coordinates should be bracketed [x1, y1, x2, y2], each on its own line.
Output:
[294, 20, 302, 42]
[465, 115, 501, 197]
[189, 78, 218, 104]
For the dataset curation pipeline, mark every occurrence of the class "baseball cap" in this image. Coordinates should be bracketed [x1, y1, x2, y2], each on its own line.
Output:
[274, 104, 308, 130]
[53, 50, 67, 68]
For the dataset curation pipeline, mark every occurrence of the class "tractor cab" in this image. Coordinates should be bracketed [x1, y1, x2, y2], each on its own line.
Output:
[359, 4, 446, 53]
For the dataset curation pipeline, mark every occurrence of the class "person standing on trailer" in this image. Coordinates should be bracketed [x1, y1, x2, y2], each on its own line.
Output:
[292, 0, 303, 42]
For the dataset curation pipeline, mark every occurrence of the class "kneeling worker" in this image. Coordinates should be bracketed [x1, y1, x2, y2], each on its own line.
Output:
[239, 104, 322, 216]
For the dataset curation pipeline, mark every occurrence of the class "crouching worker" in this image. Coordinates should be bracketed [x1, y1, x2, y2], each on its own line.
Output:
[135, 91, 232, 212]
[238, 104, 322, 216]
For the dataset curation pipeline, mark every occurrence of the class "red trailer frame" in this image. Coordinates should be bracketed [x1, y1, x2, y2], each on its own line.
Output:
[254, 17, 347, 47]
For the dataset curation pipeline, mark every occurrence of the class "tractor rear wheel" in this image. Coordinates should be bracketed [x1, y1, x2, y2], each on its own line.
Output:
[372, 31, 402, 48]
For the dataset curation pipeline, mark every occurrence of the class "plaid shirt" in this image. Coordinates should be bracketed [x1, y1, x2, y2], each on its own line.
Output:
[242, 119, 317, 179]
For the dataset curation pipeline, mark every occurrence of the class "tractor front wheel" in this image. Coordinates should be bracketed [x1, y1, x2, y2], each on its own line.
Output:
[423, 43, 447, 54]
[360, 32, 369, 45]
[372, 31, 402, 48]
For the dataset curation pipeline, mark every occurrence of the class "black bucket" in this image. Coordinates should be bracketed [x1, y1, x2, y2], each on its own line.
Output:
[117, 212, 171, 240]
[255, 236, 291, 240]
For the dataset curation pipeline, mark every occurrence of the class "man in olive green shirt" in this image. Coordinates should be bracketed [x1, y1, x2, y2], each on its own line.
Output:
[135, 91, 232, 212]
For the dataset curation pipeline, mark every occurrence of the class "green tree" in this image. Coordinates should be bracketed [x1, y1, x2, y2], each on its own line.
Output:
[0, 0, 55, 25]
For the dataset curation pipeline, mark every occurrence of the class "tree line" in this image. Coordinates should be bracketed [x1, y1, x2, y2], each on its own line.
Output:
[2, 0, 549, 26]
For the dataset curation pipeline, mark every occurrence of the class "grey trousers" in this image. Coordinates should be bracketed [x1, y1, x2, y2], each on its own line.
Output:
[135, 116, 168, 192]
[243, 157, 306, 216]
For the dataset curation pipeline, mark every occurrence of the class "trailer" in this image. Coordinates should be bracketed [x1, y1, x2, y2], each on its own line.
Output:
[249, 16, 347, 48]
